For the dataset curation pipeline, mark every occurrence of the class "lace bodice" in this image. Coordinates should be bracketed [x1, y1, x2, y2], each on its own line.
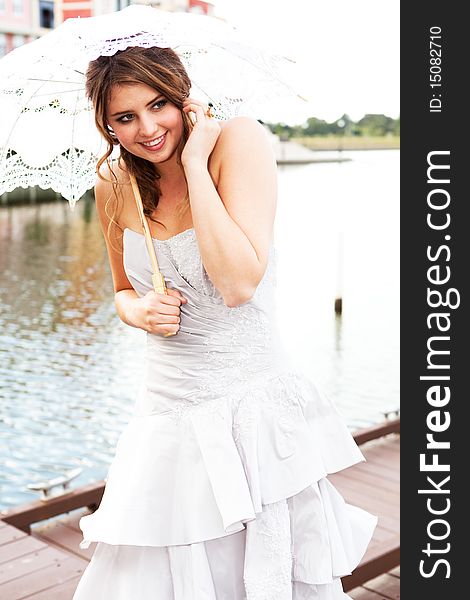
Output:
[122, 227, 291, 417]
[123, 227, 277, 304]
[124, 228, 276, 304]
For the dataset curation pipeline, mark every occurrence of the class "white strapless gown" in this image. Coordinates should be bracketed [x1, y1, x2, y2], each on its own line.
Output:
[73, 228, 377, 599]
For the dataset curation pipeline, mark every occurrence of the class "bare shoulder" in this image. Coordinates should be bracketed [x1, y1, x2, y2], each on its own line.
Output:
[209, 117, 274, 182]
[218, 116, 271, 143]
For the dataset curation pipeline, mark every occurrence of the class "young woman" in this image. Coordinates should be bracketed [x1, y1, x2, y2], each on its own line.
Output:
[73, 46, 377, 600]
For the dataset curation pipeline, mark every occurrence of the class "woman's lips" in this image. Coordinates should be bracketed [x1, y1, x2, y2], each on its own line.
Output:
[140, 132, 167, 152]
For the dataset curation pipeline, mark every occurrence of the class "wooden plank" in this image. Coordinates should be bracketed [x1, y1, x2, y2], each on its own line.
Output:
[363, 436, 400, 449]
[342, 539, 400, 591]
[329, 485, 399, 525]
[26, 575, 83, 599]
[52, 509, 92, 534]
[332, 463, 399, 488]
[32, 521, 83, 552]
[363, 436, 400, 448]
[367, 526, 397, 544]
[332, 478, 399, 517]
[0, 526, 27, 546]
[0, 481, 105, 533]
[362, 447, 400, 467]
[358, 462, 399, 479]
[348, 461, 400, 483]
[363, 573, 400, 599]
[368, 447, 400, 460]
[348, 563, 400, 599]
[0, 546, 66, 585]
[0, 553, 86, 599]
[375, 440, 400, 452]
[349, 587, 390, 600]
[338, 465, 399, 493]
[353, 419, 400, 446]
[362, 437, 400, 454]
[332, 474, 399, 508]
[361, 450, 400, 470]
[0, 534, 46, 565]
[361, 539, 399, 564]
[31, 521, 96, 562]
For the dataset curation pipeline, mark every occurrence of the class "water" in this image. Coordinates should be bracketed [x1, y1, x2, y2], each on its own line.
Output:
[0, 150, 399, 510]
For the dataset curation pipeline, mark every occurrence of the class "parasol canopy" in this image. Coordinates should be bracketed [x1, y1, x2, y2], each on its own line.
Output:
[0, 4, 307, 205]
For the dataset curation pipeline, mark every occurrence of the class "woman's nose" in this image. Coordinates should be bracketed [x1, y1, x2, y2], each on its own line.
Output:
[138, 113, 159, 138]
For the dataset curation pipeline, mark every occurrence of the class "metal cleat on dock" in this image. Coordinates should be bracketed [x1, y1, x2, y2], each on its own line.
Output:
[381, 408, 400, 420]
[26, 467, 83, 501]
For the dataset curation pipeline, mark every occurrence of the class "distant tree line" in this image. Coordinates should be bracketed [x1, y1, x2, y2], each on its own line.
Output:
[265, 113, 400, 139]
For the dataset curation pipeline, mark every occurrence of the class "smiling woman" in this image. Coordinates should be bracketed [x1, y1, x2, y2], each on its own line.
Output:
[70, 44, 378, 600]
[107, 86, 183, 161]
[85, 46, 195, 236]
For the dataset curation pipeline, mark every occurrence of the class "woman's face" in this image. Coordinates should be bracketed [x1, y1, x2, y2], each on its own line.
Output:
[106, 82, 184, 165]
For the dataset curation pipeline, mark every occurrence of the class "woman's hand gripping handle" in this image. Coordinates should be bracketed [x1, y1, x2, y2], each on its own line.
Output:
[128, 287, 187, 337]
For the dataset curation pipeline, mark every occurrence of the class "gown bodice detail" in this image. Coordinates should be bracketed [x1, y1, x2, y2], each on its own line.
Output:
[123, 226, 277, 302]
[122, 227, 292, 417]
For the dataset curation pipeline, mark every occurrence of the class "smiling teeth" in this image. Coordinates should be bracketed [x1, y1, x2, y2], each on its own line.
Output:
[142, 134, 165, 147]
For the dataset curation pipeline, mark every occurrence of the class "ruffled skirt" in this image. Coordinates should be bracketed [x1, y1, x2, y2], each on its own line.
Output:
[73, 371, 377, 599]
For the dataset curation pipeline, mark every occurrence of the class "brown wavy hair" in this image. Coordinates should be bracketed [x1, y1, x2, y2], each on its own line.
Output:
[85, 46, 193, 246]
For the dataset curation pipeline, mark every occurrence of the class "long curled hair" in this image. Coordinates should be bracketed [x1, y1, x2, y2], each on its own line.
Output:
[85, 46, 193, 246]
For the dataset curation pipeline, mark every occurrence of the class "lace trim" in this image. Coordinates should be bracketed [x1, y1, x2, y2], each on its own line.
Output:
[158, 228, 277, 301]
[0, 5, 302, 202]
[0, 147, 99, 207]
[156, 230, 216, 298]
[244, 500, 293, 600]
[232, 372, 301, 459]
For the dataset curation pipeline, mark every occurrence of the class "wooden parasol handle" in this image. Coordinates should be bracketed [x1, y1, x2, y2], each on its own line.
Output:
[129, 173, 175, 337]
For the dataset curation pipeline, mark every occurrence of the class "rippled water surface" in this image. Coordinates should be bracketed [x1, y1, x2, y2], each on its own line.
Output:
[0, 150, 399, 510]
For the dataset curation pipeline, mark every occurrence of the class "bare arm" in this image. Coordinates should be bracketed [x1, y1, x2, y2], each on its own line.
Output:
[182, 116, 277, 307]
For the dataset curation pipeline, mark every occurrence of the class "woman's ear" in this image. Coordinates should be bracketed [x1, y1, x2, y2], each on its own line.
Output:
[106, 124, 119, 145]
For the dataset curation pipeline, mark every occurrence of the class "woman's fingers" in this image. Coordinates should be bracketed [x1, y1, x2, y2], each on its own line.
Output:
[183, 100, 211, 121]
[152, 312, 180, 324]
[166, 287, 187, 303]
[154, 323, 180, 336]
[147, 299, 181, 336]
[183, 103, 206, 121]
[139, 289, 186, 336]
[143, 290, 183, 316]
[158, 305, 181, 317]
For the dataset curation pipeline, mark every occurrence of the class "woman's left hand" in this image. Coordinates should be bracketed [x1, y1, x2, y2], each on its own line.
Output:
[181, 97, 221, 169]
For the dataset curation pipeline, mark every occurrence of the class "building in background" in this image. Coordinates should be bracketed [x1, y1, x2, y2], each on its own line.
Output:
[0, 0, 214, 55]
[55, 0, 116, 24]
[55, 0, 214, 25]
[0, 0, 54, 55]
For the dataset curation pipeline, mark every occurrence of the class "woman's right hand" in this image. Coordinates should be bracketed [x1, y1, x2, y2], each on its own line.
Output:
[130, 287, 188, 336]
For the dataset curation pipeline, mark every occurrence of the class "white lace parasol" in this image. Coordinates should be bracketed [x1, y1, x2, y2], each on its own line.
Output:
[0, 5, 306, 205]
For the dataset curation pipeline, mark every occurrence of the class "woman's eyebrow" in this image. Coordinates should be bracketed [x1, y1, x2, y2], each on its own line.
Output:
[110, 94, 164, 117]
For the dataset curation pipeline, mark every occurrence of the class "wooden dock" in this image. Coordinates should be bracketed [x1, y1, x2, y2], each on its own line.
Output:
[333, 419, 400, 592]
[0, 418, 399, 599]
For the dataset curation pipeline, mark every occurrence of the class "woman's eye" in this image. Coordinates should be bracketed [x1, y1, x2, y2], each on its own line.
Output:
[153, 99, 167, 109]
[115, 100, 166, 123]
